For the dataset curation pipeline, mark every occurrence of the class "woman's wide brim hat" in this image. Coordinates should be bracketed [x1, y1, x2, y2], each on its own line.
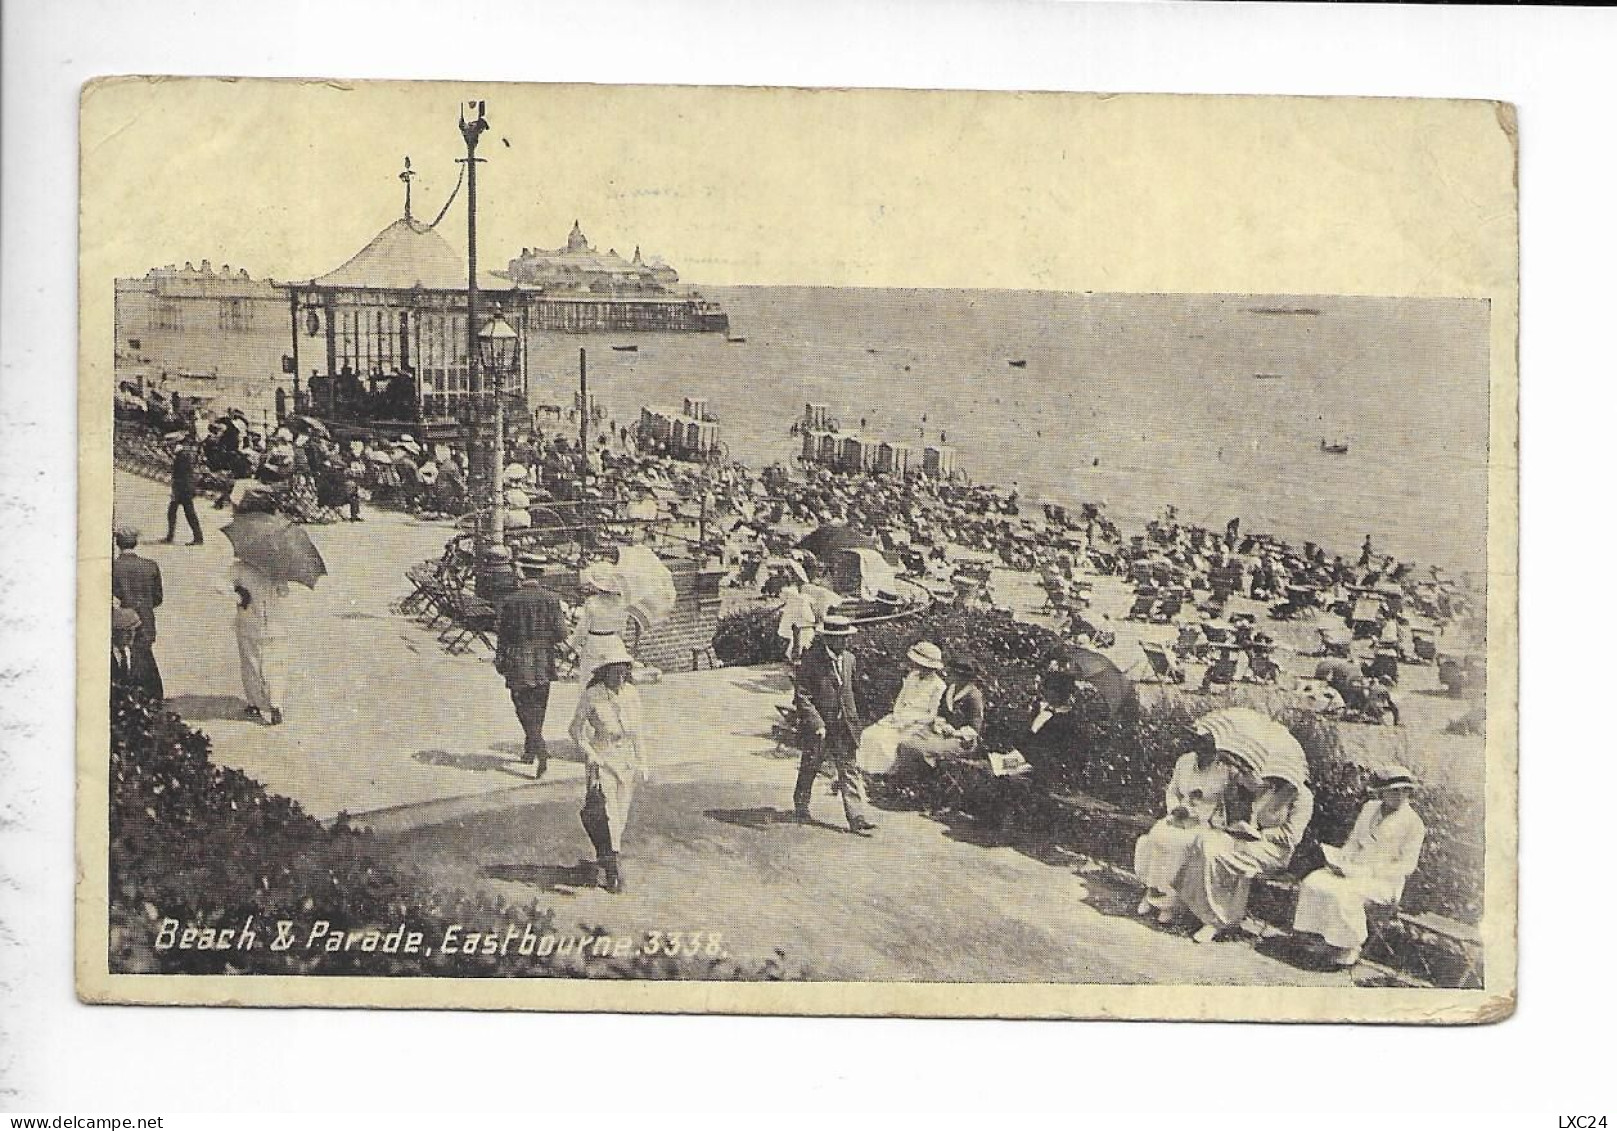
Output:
[1371, 764, 1419, 792]
[906, 641, 946, 670]
[594, 634, 635, 670]
[819, 614, 857, 637]
[580, 561, 623, 595]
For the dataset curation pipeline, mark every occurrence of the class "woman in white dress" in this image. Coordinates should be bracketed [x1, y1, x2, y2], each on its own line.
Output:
[1177, 738, 1315, 944]
[569, 637, 649, 893]
[1293, 765, 1426, 967]
[857, 641, 947, 776]
[571, 561, 629, 684]
[1133, 725, 1235, 923]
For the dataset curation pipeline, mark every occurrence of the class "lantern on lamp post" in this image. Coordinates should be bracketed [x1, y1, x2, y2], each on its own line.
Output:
[477, 307, 520, 545]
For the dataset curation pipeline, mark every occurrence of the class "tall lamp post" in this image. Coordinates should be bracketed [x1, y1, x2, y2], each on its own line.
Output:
[477, 309, 520, 545]
[458, 100, 491, 549]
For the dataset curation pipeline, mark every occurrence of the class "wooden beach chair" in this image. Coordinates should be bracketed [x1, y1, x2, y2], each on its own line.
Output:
[1150, 594, 1183, 623]
[1245, 648, 1282, 684]
[1140, 642, 1185, 685]
[1200, 646, 1241, 690]
[1366, 650, 1401, 686]
[1125, 590, 1157, 621]
[1411, 629, 1439, 665]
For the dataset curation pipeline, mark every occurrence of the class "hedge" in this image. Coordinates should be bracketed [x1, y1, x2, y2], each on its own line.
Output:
[713, 603, 1483, 925]
[108, 685, 800, 979]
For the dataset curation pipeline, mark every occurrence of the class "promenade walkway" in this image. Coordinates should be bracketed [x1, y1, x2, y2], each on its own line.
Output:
[114, 469, 1347, 986]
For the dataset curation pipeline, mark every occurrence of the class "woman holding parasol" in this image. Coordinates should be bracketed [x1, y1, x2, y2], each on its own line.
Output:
[1170, 708, 1314, 943]
[222, 491, 326, 725]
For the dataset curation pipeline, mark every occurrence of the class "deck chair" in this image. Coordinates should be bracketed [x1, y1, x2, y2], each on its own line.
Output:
[1246, 649, 1282, 684]
[1140, 642, 1185, 684]
[1367, 652, 1400, 686]
[1318, 626, 1353, 658]
[1173, 624, 1203, 657]
[441, 593, 498, 655]
[1151, 595, 1183, 623]
[1201, 650, 1240, 690]
[397, 561, 441, 617]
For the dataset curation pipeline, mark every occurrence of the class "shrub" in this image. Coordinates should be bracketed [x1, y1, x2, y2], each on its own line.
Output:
[108, 686, 802, 979]
[844, 605, 1483, 925]
[711, 606, 782, 667]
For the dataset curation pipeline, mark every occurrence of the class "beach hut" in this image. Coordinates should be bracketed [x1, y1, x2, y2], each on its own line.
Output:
[838, 435, 874, 472]
[923, 445, 955, 477]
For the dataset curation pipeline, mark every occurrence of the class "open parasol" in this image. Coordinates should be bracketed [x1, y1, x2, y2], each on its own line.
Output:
[1045, 642, 1135, 717]
[1193, 707, 1309, 786]
[609, 546, 677, 627]
[796, 522, 879, 561]
[222, 512, 327, 589]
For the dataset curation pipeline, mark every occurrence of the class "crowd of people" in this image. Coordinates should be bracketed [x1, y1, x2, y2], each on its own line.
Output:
[113, 386, 1459, 950]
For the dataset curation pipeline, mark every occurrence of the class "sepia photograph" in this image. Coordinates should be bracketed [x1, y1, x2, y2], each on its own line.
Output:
[77, 78, 1516, 1021]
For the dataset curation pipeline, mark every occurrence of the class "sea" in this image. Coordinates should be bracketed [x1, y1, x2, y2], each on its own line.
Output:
[520, 288, 1492, 575]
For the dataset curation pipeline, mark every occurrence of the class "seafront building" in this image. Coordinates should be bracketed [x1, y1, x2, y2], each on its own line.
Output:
[113, 176, 728, 427]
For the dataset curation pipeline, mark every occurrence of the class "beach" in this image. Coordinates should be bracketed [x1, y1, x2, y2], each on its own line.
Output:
[521, 288, 1491, 574]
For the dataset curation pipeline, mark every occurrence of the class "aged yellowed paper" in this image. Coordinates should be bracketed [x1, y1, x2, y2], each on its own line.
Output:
[79, 78, 1516, 1021]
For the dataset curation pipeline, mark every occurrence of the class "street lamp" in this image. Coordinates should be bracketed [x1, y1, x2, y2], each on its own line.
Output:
[477, 308, 519, 544]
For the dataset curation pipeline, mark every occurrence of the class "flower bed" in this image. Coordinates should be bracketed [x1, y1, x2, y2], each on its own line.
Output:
[108, 686, 798, 979]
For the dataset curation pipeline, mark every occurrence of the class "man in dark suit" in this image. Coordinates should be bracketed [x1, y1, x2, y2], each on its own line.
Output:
[494, 554, 567, 779]
[791, 615, 876, 834]
[161, 437, 205, 545]
[111, 526, 165, 700]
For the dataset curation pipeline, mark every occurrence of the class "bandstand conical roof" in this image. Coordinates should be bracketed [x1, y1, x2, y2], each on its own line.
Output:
[312, 217, 510, 292]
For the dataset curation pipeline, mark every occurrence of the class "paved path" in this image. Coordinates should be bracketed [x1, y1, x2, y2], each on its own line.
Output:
[114, 469, 1347, 986]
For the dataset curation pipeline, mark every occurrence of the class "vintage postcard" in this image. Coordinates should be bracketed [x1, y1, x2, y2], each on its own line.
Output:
[78, 79, 1517, 1021]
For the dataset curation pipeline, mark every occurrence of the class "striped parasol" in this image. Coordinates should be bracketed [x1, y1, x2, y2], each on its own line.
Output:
[1192, 707, 1309, 787]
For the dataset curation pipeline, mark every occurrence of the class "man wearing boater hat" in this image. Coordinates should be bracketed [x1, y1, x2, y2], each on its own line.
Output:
[791, 614, 877, 834]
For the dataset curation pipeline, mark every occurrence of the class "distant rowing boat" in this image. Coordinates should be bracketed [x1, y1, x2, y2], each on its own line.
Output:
[1008, 359, 1027, 369]
[612, 344, 639, 352]
[1320, 438, 1349, 455]
[726, 335, 747, 343]
[1254, 372, 1285, 381]
[1247, 306, 1322, 316]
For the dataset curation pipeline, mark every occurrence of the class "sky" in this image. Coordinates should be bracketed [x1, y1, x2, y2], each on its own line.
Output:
[80, 79, 1516, 299]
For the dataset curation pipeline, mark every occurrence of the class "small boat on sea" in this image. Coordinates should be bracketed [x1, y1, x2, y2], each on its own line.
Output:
[726, 335, 747, 343]
[1255, 372, 1285, 381]
[612, 344, 639, 352]
[1008, 359, 1028, 369]
[1320, 438, 1350, 455]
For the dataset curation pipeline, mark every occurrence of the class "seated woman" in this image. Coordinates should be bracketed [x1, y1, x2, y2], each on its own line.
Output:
[1133, 723, 1235, 923]
[893, 653, 987, 775]
[1175, 735, 1315, 944]
[857, 641, 947, 776]
[1292, 765, 1425, 967]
